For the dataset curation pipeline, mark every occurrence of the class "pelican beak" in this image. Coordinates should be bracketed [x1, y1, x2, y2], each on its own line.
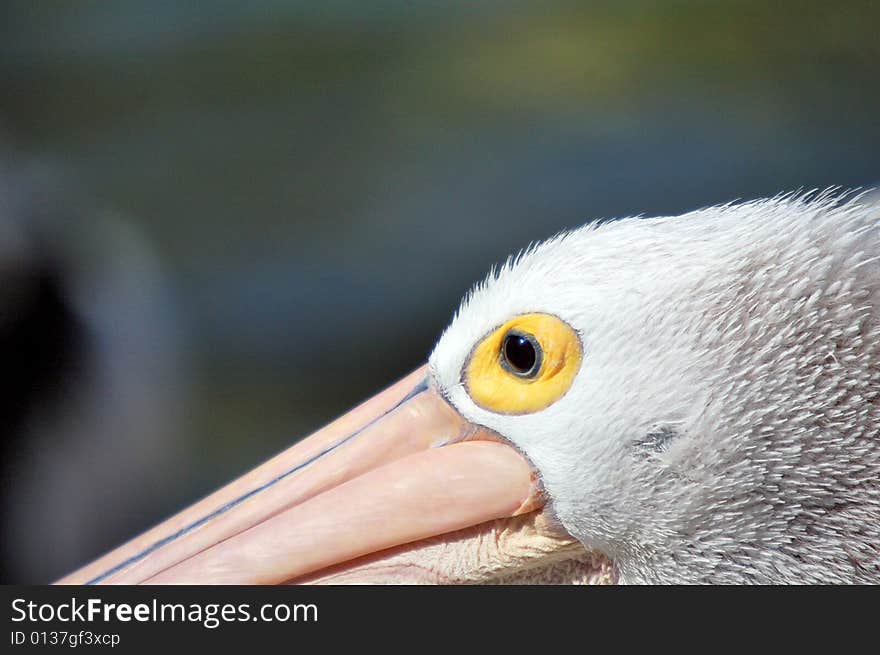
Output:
[57, 366, 610, 585]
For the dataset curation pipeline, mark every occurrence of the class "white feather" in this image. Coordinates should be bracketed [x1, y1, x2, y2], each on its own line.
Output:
[429, 190, 880, 583]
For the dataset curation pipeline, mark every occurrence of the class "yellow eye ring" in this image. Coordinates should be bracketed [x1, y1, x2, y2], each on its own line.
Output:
[464, 313, 583, 415]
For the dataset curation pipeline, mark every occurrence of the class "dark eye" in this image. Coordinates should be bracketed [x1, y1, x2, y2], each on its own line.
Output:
[500, 331, 542, 378]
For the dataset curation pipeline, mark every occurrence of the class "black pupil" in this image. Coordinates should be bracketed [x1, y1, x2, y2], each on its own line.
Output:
[503, 333, 537, 375]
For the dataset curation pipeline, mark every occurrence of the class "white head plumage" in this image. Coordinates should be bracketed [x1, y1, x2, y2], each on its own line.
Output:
[430, 190, 879, 583]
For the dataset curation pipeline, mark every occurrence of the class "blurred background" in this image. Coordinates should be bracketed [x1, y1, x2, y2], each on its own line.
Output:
[1, 0, 878, 583]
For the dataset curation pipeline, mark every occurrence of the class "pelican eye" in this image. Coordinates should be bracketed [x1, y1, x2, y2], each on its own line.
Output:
[464, 313, 583, 415]
[501, 331, 542, 378]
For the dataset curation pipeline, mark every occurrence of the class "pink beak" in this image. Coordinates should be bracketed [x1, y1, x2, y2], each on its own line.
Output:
[57, 366, 549, 585]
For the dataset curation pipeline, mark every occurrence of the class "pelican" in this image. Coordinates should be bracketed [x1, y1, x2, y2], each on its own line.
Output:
[59, 190, 879, 585]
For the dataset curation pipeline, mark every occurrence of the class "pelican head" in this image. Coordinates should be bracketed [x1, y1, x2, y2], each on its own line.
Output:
[61, 191, 879, 585]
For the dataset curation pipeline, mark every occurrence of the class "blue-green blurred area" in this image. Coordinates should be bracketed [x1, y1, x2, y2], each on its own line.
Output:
[0, 1, 878, 582]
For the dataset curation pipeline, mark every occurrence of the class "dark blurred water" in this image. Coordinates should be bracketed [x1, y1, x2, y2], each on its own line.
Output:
[1, 0, 878, 582]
